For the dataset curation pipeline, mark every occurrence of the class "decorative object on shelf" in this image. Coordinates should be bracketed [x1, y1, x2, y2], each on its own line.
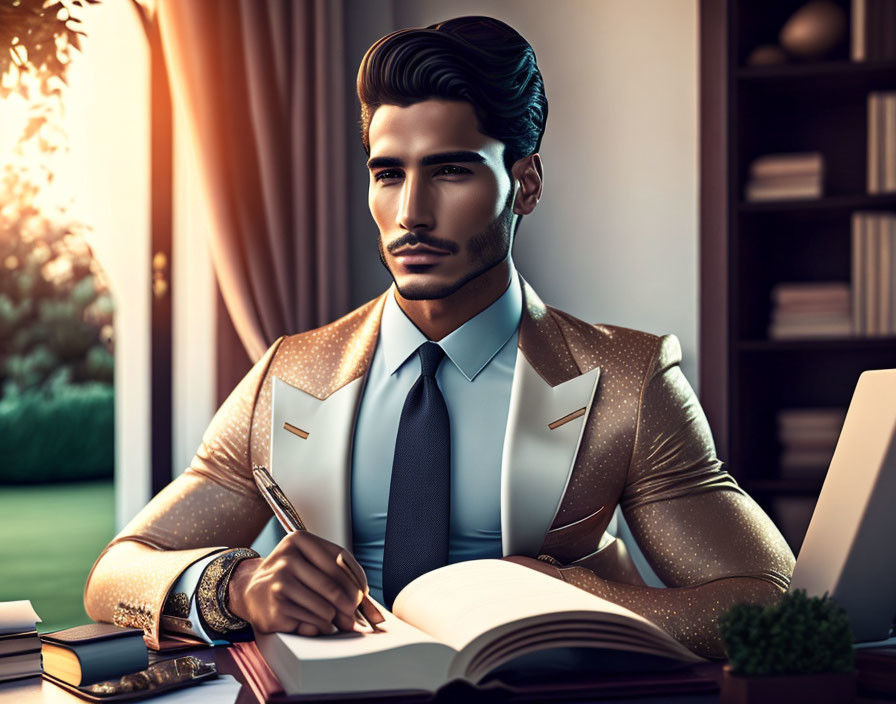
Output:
[779, 0, 848, 60]
[744, 152, 823, 202]
[746, 44, 789, 67]
[852, 211, 896, 335]
[768, 282, 851, 340]
[719, 589, 856, 703]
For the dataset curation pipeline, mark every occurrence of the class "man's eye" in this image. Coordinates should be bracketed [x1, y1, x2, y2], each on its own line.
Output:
[435, 165, 471, 177]
[374, 170, 402, 182]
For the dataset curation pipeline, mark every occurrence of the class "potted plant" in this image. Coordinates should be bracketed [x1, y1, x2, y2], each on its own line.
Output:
[719, 589, 855, 703]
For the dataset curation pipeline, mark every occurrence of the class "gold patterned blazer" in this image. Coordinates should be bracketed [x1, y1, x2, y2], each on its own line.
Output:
[84, 278, 794, 657]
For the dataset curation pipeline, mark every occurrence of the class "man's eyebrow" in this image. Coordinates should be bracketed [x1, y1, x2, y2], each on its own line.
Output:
[421, 151, 486, 166]
[366, 156, 403, 170]
[366, 151, 486, 170]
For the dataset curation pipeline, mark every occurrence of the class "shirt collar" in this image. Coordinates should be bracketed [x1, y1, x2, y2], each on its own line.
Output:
[381, 266, 522, 382]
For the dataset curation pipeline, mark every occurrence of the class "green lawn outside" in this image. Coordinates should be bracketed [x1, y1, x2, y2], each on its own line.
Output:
[0, 481, 114, 633]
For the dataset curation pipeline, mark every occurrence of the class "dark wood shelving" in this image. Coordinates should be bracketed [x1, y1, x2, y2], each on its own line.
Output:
[741, 478, 826, 495]
[739, 336, 896, 352]
[737, 58, 896, 81]
[700, 0, 896, 552]
[739, 192, 896, 214]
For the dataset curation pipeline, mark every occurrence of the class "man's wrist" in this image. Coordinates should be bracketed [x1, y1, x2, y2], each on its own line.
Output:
[227, 556, 261, 623]
[196, 548, 259, 635]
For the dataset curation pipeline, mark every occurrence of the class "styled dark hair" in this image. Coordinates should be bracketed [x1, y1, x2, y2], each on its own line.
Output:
[357, 16, 548, 173]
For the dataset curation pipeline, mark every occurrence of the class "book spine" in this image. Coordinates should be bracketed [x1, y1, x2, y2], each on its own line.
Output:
[853, 212, 865, 335]
[886, 95, 896, 191]
[867, 215, 880, 335]
[853, 0, 867, 60]
[881, 219, 892, 333]
[869, 93, 879, 193]
[891, 217, 896, 334]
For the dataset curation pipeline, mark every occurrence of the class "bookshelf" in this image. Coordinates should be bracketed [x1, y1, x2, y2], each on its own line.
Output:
[699, 0, 896, 552]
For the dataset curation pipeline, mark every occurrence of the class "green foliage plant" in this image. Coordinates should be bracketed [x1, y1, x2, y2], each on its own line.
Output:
[720, 589, 854, 676]
[0, 380, 113, 483]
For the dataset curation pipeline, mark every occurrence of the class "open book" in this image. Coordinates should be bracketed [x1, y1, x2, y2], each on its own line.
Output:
[255, 559, 705, 696]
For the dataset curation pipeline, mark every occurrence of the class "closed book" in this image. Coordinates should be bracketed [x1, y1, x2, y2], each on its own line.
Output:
[853, 212, 866, 334]
[0, 630, 40, 657]
[771, 281, 849, 303]
[852, 0, 867, 60]
[864, 214, 878, 334]
[882, 219, 893, 333]
[0, 650, 42, 682]
[869, 94, 879, 192]
[886, 95, 896, 191]
[749, 152, 822, 179]
[40, 623, 148, 687]
[745, 180, 822, 202]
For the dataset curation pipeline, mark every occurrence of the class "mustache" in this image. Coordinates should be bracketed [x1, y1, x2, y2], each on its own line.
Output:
[386, 231, 460, 255]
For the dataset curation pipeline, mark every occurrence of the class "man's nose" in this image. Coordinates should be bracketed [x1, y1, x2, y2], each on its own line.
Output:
[396, 174, 435, 231]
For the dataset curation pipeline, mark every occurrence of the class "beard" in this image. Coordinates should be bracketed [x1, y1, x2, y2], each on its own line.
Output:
[377, 195, 515, 301]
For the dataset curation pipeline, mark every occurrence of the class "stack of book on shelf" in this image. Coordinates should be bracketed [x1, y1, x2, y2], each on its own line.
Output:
[867, 92, 896, 194]
[744, 152, 823, 202]
[771, 406, 847, 552]
[852, 0, 896, 61]
[0, 600, 41, 683]
[768, 282, 851, 339]
[777, 407, 847, 480]
[852, 211, 896, 336]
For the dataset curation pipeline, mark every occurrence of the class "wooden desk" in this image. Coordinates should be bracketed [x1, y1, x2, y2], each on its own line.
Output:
[2, 646, 895, 704]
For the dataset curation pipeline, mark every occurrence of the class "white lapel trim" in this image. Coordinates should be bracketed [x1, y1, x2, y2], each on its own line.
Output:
[269, 375, 364, 548]
[500, 352, 601, 556]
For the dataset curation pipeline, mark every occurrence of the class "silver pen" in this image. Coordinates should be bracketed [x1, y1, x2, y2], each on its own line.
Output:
[252, 465, 382, 633]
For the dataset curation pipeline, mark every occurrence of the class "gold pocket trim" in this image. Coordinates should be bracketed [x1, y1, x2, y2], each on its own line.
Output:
[548, 407, 586, 430]
[283, 422, 309, 439]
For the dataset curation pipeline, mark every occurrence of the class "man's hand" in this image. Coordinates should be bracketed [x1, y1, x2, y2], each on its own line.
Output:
[227, 532, 384, 636]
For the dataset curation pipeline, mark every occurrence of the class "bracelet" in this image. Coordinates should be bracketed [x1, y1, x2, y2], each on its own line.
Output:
[196, 548, 259, 635]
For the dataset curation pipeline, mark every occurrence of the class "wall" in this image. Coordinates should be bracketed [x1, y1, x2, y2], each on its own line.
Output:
[343, 0, 700, 386]
[65, 0, 152, 528]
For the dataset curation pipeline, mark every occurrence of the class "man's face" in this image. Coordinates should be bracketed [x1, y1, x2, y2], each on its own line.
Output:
[367, 99, 515, 300]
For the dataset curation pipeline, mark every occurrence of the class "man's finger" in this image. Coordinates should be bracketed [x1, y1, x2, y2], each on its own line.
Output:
[289, 535, 365, 606]
[360, 596, 386, 625]
[276, 574, 341, 625]
[288, 556, 362, 617]
[263, 601, 332, 635]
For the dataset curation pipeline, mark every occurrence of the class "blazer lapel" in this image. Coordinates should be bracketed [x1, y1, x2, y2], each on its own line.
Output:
[501, 280, 601, 556]
[268, 294, 386, 549]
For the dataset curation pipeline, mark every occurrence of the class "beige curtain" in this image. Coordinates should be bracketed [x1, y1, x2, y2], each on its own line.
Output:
[157, 0, 349, 363]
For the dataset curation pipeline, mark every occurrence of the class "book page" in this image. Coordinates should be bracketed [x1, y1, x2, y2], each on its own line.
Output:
[393, 559, 700, 672]
[254, 604, 457, 695]
[0, 600, 40, 635]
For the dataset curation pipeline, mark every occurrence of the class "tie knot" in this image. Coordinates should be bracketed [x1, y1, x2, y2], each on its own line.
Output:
[417, 342, 445, 377]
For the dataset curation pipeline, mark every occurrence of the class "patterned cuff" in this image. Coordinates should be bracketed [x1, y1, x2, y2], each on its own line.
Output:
[195, 548, 259, 635]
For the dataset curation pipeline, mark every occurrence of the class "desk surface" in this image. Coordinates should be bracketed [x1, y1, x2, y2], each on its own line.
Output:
[1, 647, 894, 704]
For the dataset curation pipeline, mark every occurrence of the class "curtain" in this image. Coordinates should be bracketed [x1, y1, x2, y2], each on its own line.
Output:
[157, 0, 349, 363]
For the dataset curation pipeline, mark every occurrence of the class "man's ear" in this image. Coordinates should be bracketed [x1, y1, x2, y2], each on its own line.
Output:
[511, 153, 544, 216]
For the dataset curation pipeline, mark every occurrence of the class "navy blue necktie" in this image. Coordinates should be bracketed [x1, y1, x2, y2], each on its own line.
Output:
[382, 342, 451, 609]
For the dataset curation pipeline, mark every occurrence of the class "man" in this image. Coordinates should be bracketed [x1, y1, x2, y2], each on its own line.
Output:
[85, 16, 794, 659]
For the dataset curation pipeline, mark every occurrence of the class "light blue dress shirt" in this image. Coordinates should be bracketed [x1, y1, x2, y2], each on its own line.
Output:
[352, 268, 522, 605]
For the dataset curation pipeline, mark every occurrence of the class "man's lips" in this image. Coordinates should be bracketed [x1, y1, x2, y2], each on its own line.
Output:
[391, 245, 452, 266]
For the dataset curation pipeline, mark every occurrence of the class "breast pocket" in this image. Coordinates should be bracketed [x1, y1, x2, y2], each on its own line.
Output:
[268, 375, 363, 547]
